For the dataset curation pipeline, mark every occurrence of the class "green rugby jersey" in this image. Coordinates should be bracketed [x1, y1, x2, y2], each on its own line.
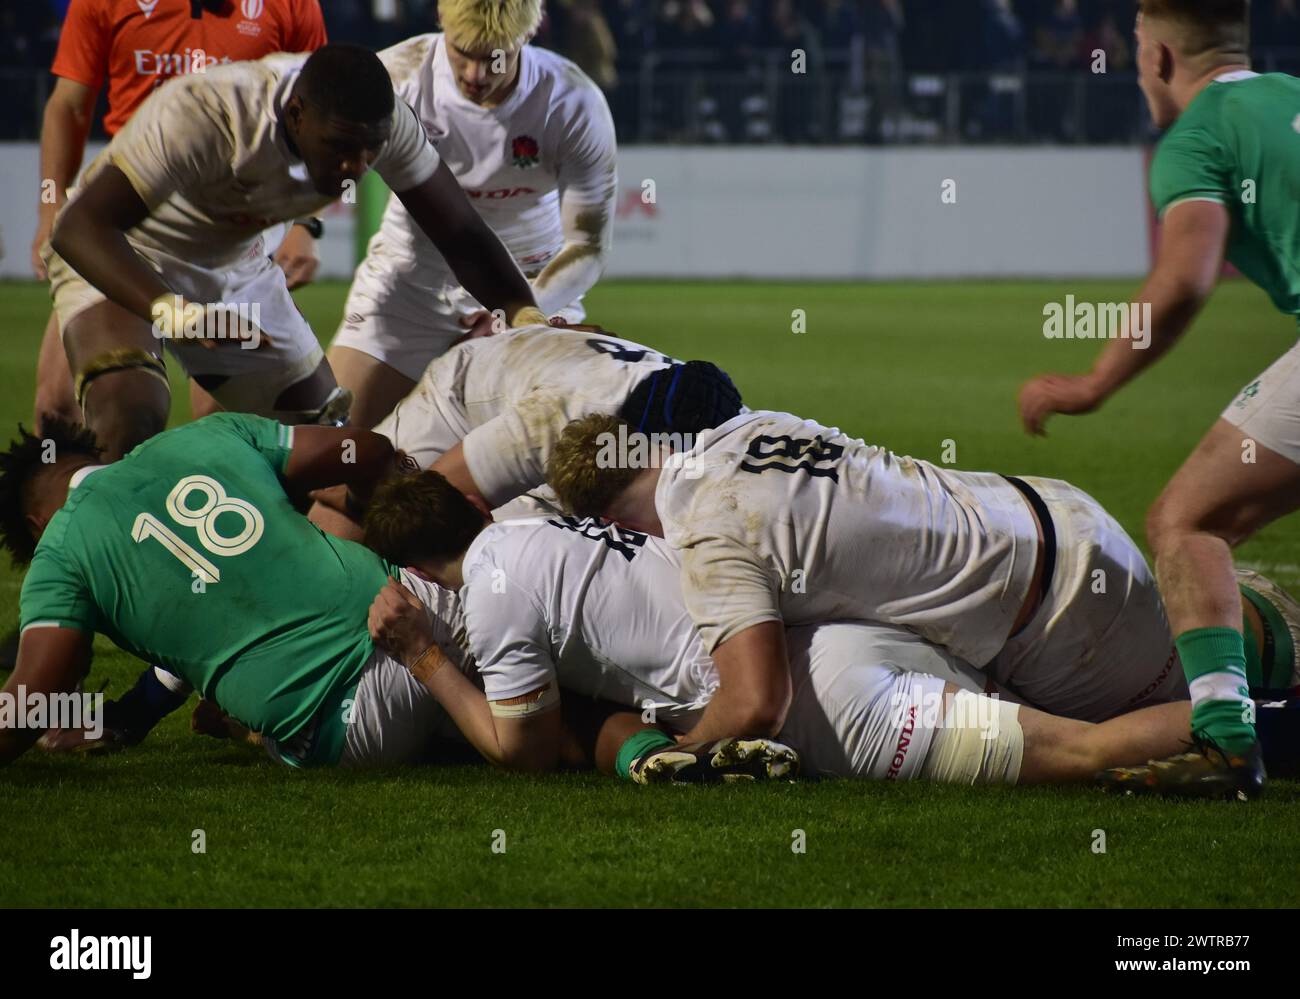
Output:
[19, 413, 396, 763]
[1150, 72, 1300, 319]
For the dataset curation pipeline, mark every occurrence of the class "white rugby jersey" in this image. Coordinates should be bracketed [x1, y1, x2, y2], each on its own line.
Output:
[384, 326, 675, 506]
[79, 52, 439, 270]
[375, 34, 617, 314]
[460, 517, 715, 728]
[656, 411, 1040, 667]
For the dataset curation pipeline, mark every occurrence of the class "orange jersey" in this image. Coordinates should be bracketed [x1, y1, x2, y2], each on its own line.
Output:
[51, 0, 327, 135]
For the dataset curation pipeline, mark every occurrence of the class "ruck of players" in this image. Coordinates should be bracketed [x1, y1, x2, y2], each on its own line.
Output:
[4, 0, 1300, 805]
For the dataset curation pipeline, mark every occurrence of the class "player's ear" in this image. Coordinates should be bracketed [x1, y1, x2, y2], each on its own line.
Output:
[25, 509, 48, 544]
[284, 94, 305, 130]
[1158, 40, 1175, 85]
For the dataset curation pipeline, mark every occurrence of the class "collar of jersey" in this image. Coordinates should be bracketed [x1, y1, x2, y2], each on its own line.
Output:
[1214, 70, 1260, 83]
[70, 465, 106, 490]
[460, 526, 500, 585]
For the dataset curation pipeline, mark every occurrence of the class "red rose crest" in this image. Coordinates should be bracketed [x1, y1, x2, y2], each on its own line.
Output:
[511, 135, 540, 168]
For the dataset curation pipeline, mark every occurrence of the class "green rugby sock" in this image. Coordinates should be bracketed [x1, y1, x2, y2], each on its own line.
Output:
[615, 729, 677, 781]
[1177, 627, 1255, 753]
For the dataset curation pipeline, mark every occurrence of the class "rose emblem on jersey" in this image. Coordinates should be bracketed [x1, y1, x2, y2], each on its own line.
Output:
[511, 135, 540, 169]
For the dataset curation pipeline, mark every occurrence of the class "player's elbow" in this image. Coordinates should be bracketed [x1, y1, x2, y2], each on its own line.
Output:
[49, 199, 91, 262]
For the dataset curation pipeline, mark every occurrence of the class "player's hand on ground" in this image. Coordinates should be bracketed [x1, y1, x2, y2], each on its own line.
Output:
[39, 724, 132, 755]
[1017, 372, 1105, 436]
[190, 698, 235, 739]
[368, 578, 437, 667]
[273, 224, 320, 290]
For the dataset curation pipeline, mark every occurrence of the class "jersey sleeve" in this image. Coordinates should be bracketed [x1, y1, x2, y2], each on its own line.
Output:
[20, 543, 97, 634]
[50, 0, 109, 89]
[205, 412, 296, 478]
[1150, 125, 1234, 218]
[462, 571, 557, 701]
[676, 538, 783, 653]
[462, 391, 588, 508]
[106, 82, 233, 211]
[373, 100, 441, 194]
[532, 85, 618, 316]
[285, 0, 328, 52]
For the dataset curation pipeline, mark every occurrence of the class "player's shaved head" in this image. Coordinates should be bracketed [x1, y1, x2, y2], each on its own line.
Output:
[287, 45, 398, 197]
[364, 471, 487, 569]
[295, 44, 396, 124]
[438, 0, 543, 54]
[547, 413, 642, 519]
[0, 421, 101, 566]
[1140, 0, 1250, 63]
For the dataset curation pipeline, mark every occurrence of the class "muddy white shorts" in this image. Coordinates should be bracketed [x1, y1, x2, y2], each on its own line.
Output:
[988, 476, 1187, 722]
[778, 622, 1022, 783]
[330, 242, 585, 382]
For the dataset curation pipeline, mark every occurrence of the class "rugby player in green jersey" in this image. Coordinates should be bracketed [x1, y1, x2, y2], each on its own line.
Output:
[0, 413, 470, 767]
[0, 414, 765, 781]
[1019, 0, 1300, 798]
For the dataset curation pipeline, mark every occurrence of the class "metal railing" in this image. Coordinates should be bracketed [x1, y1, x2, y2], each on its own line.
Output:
[5, 46, 1300, 144]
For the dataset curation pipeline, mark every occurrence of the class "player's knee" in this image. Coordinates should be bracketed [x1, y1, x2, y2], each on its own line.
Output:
[920, 692, 1025, 784]
[1145, 491, 1193, 556]
[1147, 489, 1241, 555]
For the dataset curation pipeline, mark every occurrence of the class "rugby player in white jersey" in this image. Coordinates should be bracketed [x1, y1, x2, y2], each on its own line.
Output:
[543, 410, 1227, 749]
[359, 472, 1300, 784]
[45, 44, 543, 461]
[328, 0, 618, 428]
[309, 326, 742, 535]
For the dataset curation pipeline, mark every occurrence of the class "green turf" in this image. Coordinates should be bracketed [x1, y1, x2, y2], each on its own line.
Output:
[1, 277, 1297, 908]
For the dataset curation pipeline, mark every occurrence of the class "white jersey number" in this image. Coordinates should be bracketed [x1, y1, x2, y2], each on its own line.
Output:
[132, 475, 266, 583]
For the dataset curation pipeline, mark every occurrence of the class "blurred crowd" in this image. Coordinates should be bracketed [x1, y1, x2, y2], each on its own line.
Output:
[6, 1, 1300, 142]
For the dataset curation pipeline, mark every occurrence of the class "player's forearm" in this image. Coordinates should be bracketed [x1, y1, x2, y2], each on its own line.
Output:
[442, 218, 538, 324]
[50, 206, 171, 321]
[532, 243, 607, 317]
[37, 95, 93, 216]
[1088, 278, 1205, 398]
[682, 685, 788, 744]
[531, 192, 613, 315]
[410, 653, 509, 766]
[427, 443, 489, 511]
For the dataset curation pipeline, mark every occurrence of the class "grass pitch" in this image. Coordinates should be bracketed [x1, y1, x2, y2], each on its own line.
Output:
[0, 277, 1297, 908]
